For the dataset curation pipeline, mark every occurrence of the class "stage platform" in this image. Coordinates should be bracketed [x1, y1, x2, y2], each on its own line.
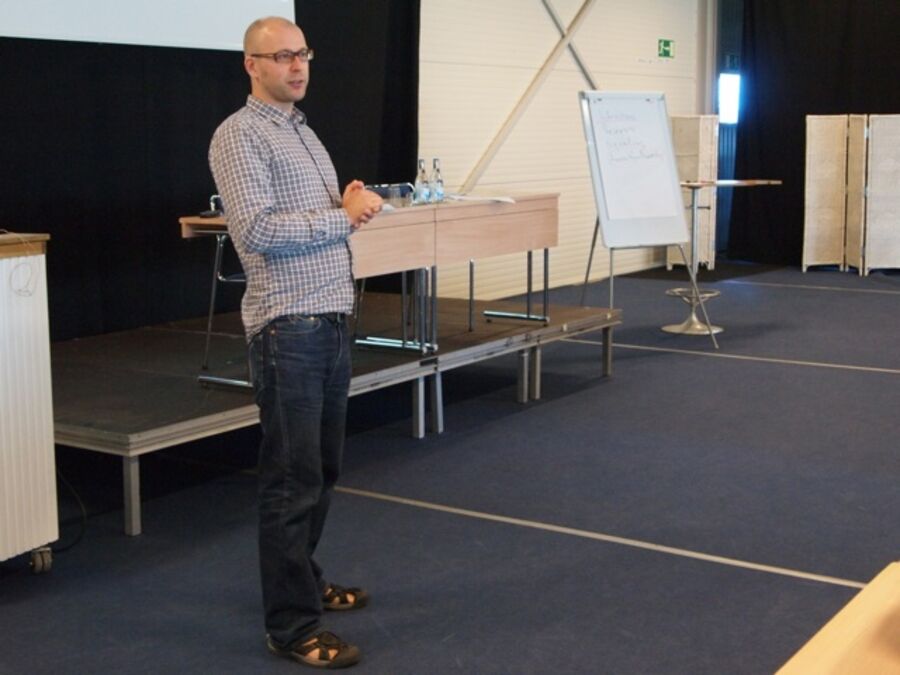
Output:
[52, 293, 620, 534]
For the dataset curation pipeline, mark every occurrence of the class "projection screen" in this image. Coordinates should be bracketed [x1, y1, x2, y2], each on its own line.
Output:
[0, 0, 296, 51]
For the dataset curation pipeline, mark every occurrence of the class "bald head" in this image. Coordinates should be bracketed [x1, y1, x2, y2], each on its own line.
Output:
[242, 16, 311, 112]
[243, 16, 300, 55]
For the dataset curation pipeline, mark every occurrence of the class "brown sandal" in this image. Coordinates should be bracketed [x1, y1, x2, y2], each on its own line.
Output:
[267, 630, 361, 669]
[322, 583, 369, 611]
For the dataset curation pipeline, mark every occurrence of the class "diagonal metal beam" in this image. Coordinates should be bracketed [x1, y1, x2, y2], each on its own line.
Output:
[541, 0, 598, 89]
[459, 0, 598, 194]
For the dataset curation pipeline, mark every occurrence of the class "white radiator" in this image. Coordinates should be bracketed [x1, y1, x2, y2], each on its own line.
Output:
[0, 247, 58, 562]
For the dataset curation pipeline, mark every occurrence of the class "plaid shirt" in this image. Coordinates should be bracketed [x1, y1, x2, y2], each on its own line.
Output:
[209, 96, 355, 340]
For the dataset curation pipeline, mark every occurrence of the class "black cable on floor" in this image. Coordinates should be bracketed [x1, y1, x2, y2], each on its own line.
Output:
[52, 468, 88, 553]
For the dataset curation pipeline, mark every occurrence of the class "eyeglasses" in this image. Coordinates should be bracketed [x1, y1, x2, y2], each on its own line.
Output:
[250, 48, 314, 64]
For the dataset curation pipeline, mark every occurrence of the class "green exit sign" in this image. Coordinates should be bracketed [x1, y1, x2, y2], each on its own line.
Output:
[658, 39, 675, 58]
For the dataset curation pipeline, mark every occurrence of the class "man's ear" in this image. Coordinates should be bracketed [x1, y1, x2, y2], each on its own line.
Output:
[244, 56, 257, 79]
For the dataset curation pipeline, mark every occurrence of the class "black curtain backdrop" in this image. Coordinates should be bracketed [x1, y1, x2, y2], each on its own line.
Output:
[729, 1, 900, 264]
[0, 1, 418, 341]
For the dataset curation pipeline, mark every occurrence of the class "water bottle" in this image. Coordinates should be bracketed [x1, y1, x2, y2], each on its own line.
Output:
[414, 158, 430, 204]
[429, 158, 445, 203]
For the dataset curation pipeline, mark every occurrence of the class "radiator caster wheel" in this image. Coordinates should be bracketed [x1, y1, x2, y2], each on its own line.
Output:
[30, 547, 52, 574]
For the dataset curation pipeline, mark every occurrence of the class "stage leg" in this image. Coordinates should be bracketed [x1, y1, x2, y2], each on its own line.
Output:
[123, 457, 141, 536]
[529, 347, 542, 400]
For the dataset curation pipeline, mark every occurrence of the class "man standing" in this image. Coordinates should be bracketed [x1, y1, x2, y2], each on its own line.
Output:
[209, 16, 382, 669]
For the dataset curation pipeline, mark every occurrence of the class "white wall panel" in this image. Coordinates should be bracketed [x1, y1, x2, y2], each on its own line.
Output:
[420, 0, 563, 69]
[555, 0, 698, 80]
[419, 62, 543, 192]
[420, 0, 705, 300]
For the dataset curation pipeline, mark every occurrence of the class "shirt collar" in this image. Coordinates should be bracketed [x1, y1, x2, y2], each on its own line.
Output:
[246, 95, 307, 127]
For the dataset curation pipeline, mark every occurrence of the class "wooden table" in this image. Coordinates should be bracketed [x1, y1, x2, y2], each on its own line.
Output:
[179, 193, 561, 425]
[179, 193, 559, 276]
[180, 193, 560, 354]
[777, 562, 900, 674]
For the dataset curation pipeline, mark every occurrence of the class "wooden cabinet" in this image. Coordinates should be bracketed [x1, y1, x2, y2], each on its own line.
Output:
[0, 234, 58, 566]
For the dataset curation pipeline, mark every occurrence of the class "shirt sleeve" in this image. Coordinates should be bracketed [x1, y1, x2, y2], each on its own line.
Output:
[209, 119, 352, 254]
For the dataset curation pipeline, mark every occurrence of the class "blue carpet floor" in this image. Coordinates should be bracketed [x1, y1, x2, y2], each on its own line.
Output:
[1, 263, 897, 674]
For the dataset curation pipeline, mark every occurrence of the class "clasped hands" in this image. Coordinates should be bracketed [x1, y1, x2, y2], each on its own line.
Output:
[342, 180, 383, 230]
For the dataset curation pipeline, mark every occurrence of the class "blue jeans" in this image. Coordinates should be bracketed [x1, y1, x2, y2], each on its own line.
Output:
[248, 313, 351, 647]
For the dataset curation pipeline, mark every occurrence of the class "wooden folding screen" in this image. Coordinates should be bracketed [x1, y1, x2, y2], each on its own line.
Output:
[804, 113, 900, 275]
[863, 115, 900, 274]
[844, 115, 868, 272]
[667, 115, 719, 271]
[802, 115, 849, 271]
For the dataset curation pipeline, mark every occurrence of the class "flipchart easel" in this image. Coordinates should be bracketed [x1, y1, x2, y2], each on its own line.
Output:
[579, 90, 718, 348]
